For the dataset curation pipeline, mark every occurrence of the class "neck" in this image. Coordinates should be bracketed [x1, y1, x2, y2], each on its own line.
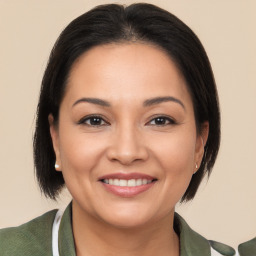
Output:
[72, 201, 179, 256]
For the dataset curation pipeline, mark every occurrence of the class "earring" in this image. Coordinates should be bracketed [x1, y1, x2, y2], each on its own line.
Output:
[193, 163, 198, 174]
[55, 163, 60, 170]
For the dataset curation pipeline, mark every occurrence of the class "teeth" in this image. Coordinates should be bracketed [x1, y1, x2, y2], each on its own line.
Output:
[127, 179, 136, 187]
[113, 179, 119, 186]
[119, 179, 127, 186]
[136, 179, 142, 186]
[102, 178, 154, 187]
[142, 179, 147, 185]
[103, 179, 109, 184]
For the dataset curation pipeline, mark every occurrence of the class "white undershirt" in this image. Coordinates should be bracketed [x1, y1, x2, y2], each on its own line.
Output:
[52, 209, 63, 256]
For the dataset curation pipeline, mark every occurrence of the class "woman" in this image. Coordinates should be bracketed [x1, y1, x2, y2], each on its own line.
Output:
[0, 3, 236, 256]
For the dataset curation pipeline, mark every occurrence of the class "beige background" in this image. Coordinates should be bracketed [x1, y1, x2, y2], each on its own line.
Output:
[0, 0, 255, 249]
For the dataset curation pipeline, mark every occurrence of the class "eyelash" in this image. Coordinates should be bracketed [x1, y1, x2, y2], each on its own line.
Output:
[146, 116, 176, 126]
[78, 115, 177, 127]
[78, 115, 110, 127]
[78, 115, 176, 127]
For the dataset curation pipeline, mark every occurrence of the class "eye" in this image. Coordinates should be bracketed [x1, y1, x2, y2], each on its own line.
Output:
[78, 115, 109, 126]
[147, 116, 175, 126]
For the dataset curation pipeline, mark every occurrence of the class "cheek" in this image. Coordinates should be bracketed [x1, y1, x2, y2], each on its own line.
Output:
[152, 131, 196, 171]
[151, 130, 196, 197]
[57, 132, 106, 207]
[58, 128, 106, 181]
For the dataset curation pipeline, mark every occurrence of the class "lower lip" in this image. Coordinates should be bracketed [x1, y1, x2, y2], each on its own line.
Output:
[101, 182, 155, 197]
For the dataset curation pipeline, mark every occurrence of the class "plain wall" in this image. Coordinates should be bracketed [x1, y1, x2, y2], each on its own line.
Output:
[0, 0, 255, 248]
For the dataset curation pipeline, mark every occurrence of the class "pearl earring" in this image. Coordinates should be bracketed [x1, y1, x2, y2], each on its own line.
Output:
[193, 163, 198, 174]
[55, 163, 60, 170]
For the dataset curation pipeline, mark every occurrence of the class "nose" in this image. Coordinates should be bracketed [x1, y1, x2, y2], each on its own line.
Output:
[106, 124, 149, 165]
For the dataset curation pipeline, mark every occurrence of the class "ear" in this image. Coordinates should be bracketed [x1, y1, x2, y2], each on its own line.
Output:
[48, 114, 61, 171]
[194, 122, 209, 173]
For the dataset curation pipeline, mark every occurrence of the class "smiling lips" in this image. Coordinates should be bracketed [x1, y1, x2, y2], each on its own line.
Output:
[99, 173, 157, 197]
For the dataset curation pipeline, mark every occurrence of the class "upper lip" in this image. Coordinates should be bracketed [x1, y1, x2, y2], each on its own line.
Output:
[98, 172, 157, 181]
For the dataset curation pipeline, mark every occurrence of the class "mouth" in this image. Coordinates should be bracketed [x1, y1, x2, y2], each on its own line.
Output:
[98, 173, 157, 197]
[101, 178, 156, 187]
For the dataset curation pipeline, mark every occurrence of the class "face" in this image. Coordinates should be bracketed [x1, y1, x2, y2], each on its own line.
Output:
[50, 43, 207, 228]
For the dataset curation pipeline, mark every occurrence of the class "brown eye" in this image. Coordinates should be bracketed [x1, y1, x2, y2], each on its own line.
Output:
[148, 116, 175, 126]
[79, 115, 109, 126]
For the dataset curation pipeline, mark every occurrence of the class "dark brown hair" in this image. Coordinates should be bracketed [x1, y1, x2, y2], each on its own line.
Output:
[34, 3, 220, 202]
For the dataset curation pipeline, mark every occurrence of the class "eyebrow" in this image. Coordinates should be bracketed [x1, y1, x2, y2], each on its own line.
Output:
[72, 96, 185, 109]
[143, 96, 185, 109]
[72, 98, 111, 107]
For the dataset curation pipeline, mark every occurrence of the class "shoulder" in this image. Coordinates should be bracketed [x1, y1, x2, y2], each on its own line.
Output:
[174, 213, 236, 256]
[0, 209, 57, 256]
[238, 237, 256, 256]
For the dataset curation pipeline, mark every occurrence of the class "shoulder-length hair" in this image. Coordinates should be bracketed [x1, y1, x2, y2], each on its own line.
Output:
[34, 3, 220, 202]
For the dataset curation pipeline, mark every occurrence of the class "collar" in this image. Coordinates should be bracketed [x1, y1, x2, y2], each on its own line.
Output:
[57, 203, 211, 256]
[174, 212, 211, 256]
[58, 203, 76, 256]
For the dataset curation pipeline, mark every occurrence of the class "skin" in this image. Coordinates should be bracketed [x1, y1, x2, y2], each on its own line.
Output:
[49, 43, 208, 256]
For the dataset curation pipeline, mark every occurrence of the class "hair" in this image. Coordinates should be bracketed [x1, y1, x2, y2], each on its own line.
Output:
[34, 3, 220, 202]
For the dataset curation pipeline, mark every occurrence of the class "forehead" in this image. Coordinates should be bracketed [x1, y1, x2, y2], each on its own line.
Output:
[63, 43, 192, 108]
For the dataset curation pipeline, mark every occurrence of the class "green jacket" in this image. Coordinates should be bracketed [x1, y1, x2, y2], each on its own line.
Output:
[238, 237, 256, 256]
[0, 203, 236, 256]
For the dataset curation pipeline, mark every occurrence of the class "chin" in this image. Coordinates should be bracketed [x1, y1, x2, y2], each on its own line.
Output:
[103, 215, 151, 229]
[97, 206, 155, 229]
